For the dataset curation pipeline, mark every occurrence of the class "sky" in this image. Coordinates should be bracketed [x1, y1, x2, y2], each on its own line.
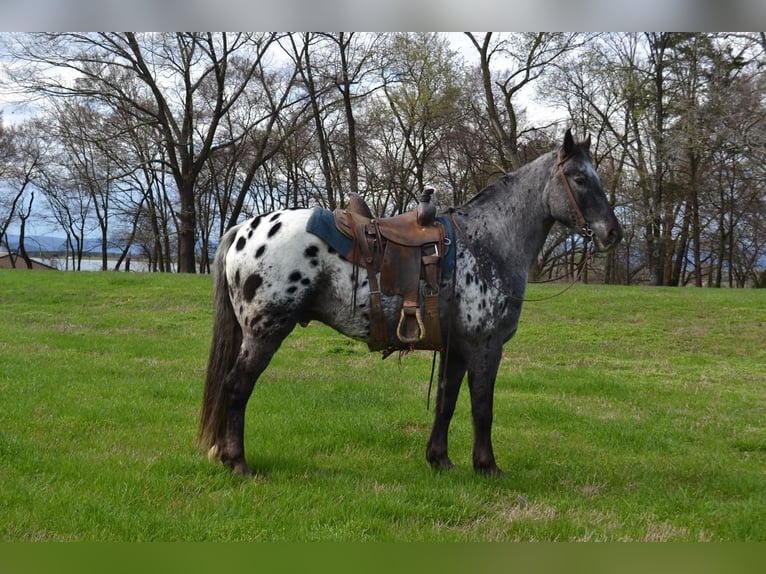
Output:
[0, 0, 765, 31]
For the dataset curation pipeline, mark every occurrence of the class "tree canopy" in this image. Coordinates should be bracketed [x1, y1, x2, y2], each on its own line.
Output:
[1, 32, 764, 286]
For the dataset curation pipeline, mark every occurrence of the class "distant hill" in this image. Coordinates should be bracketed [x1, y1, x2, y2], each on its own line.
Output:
[2, 234, 128, 255]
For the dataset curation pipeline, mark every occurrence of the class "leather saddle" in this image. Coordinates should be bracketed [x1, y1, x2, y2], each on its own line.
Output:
[333, 189, 446, 352]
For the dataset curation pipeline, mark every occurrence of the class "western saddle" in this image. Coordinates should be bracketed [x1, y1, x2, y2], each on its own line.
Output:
[333, 189, 448, 353]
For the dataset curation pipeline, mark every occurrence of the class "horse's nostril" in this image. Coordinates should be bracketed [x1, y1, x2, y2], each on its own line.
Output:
[608, 226, 623, 245]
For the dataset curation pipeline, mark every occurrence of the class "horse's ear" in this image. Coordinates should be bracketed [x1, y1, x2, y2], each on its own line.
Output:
[563, 128, 575, 156]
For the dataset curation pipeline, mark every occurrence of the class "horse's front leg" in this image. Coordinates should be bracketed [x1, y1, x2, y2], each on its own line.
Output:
[426, 352, 466, 471]
[466, 347, 504, 475]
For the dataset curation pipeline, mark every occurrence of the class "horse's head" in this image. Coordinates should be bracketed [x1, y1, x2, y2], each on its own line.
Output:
[548, 129, 623, 252]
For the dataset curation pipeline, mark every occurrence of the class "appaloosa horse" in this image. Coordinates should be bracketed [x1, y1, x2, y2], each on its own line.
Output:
[199, 129, 622, 476]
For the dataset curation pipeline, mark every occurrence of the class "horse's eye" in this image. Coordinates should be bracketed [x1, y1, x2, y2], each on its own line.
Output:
[574, 176, 586, 186]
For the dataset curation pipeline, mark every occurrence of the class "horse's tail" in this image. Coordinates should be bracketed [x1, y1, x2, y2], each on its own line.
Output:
[198, 225, 242, 451]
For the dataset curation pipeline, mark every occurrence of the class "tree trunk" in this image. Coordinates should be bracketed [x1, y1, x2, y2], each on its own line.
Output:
[177, 180, 197, 273]
[337, 33, 360, 196]
[298, 34, 336, 210]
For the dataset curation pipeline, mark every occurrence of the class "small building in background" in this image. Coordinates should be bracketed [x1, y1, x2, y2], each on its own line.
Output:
[0, 253, 56, 270]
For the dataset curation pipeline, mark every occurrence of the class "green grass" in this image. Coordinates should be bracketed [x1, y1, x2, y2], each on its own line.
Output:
[0, 270, 764, 541]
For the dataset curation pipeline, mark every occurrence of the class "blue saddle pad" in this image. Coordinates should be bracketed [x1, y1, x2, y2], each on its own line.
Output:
[305, 207, 455, 279]
[306, 207, 354, 256]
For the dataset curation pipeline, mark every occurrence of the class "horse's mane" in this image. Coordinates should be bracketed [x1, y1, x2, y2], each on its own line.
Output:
[457, 148, 557, 210]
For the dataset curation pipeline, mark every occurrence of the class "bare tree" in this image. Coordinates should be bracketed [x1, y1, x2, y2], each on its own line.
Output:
[465, 32, 585, 172]
[5, 32, 281, 272]
[0, 121, 46, 267]
[369, 32, 465, 213]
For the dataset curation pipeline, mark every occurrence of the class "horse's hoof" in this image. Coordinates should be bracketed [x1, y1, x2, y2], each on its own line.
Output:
[223, 457, 252, 476]
[211, 446, 252, 476]
[231, 462, 252, 476]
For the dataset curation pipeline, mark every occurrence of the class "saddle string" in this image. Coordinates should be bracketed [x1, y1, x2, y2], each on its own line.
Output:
[426, 350, 437, 411]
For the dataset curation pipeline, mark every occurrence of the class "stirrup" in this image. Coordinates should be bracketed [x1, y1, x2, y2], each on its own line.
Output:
[396, 306, 426, 345]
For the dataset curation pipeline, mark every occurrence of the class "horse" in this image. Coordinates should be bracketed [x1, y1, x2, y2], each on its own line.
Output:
[198, 129, 623, 476]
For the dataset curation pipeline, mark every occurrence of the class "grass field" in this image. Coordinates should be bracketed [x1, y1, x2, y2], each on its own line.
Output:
[0, 269, 764, 541]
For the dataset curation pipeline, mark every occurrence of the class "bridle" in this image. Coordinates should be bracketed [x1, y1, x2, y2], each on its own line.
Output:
[557, 150, 594, 240]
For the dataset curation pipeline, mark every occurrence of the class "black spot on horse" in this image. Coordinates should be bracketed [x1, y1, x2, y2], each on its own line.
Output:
[250, 216, 262, 230]
[268, 222, 283, 238]
[304, 245, 319, 258]
[310, 259, 319, 267]
[236, 236, 246, 251]
[288, 271, 302, 282]
[269, 212, 282, 222]
[327, 246, 337, 255]
[243, 274, 263, 302]
[286, 285, 298, 294]
[466, 273, 473, 285]
[235, 269, 241, 286]
[300, 278, 311, 286]
[255, 245, 266, 259]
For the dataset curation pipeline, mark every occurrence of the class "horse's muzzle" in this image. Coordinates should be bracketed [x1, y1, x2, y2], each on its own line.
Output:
[592, 221, 623, 252]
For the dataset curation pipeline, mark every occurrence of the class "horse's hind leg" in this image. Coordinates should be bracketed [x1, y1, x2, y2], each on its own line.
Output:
[426, 352, 466, 471]
[214, 327, 293, 475]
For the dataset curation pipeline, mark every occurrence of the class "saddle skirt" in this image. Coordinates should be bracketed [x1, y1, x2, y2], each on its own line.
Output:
[306, 196, 454, 353]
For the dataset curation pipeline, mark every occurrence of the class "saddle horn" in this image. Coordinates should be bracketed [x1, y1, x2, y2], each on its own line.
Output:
[417, 188, 437, 227]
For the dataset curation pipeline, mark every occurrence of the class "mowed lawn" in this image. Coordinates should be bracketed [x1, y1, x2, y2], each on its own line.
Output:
[0, 269, 764, 541]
